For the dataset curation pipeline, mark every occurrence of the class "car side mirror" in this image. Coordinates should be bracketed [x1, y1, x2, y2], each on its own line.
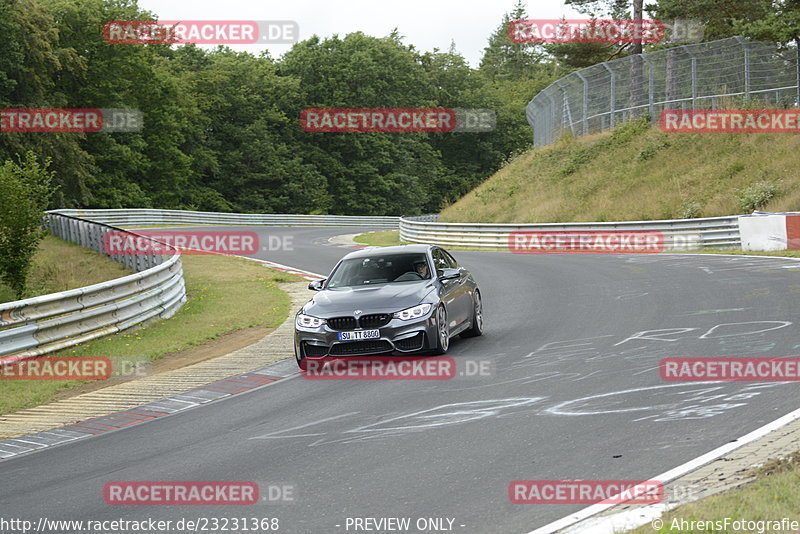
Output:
[308, 279, 325, 291]
[438, 268, 460, 281]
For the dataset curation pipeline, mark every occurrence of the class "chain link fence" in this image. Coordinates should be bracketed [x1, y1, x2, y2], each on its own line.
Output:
[527, 36, 800, 146]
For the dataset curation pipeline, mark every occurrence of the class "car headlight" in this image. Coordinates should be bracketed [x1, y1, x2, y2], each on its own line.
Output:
[296, 313, 326, 329]
[393, 303, 432, 321]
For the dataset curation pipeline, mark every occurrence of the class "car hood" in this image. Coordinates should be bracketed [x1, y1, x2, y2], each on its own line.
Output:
[304, 282, 434, 316]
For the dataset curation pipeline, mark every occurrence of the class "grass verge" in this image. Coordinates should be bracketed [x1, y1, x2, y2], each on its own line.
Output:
[354, 230, 404, 246]
[440, 118, 800, 223]
[0, 252, 303, 415]
[626, 453, 800, 533]
[696, 248, 800, 259]
[0, 235, 131, 303]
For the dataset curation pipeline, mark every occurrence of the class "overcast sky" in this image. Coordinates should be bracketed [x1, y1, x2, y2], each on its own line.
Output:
[136, 0, 586, 67]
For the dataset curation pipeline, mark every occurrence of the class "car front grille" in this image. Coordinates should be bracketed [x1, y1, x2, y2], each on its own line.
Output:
[394, 332, 425, 352]
[326, 314, 391, 330]
[327, 317, 358, 331]
[329, 340, 393, 356]
[359, 313, 391, 329]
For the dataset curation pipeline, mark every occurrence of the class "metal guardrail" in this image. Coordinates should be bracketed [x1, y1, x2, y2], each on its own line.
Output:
[0, 214, 186, 360]
[50, 209, 401, 229]
[399, 215, 741, 250]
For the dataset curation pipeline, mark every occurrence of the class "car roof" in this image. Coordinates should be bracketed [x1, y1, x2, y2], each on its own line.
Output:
[340, 244, 433, 260]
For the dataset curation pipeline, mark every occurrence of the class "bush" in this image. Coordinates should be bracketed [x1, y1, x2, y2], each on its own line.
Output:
[0, 152, 57, 300]
[679, 200, 703, 219]
[736, 180, 782, 212]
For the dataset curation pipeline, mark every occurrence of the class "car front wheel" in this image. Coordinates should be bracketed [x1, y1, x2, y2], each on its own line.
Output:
[461, 289, 483, 338]
[432, 305, 449, 354]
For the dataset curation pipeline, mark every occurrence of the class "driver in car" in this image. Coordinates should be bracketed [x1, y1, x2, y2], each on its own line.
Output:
[414, 260, 429, 279]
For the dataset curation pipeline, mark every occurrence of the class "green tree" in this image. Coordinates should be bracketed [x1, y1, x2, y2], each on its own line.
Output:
[0, 0, 93, 207]
[732, 0, 800, 45]
[0, 152, 57, 299]
[651, 0, 774, 42]
[281, 31, 443, 214]
[546, 0, 633, 70]
[480, 1, 545, 81]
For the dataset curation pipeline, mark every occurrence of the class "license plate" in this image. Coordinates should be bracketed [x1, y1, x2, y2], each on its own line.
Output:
[338, 329, 380, 341]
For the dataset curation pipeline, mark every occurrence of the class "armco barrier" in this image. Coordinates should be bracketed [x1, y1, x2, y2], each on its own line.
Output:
[0, 214, 186, 360]
[399, 215, 741, 249]
[49, 208, 401, 229]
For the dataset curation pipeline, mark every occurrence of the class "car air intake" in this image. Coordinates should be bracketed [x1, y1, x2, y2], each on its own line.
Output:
[359, 313, 391, 329]
[327, 317, 358, 331]
[394, 332, 425, 352]
[302, 342, 329, 358]
[329, 340, 393, 356]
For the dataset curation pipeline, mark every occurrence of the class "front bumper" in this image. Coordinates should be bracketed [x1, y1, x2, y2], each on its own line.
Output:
[294, 313, 438, 361]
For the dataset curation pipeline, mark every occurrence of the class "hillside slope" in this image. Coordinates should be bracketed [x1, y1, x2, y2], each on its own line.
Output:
[439, 118, 800, 223]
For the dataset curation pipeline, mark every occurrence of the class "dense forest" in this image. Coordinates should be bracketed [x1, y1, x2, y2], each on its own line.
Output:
[1, 0, 797, 215]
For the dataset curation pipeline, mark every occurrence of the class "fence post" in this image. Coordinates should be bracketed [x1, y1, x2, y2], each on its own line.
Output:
[602, 62, 615, 127]
[796, 38, 799, 106]
[576, 72, 589, 134]
[544, 92, 557, 145]
[734, 36, 751, 101]
[642, 54, 656, 122]
[555, 81, 574, 135]
[682, 45, 698, 109]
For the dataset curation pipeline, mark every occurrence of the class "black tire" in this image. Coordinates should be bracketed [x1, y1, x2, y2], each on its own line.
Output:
[431, 304, 450, 355]
[461, 289, 483, 338]
[295, 344, 308, 370]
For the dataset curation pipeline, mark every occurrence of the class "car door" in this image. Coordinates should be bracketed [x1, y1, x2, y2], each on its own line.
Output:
[433, 248, 469, 328]
[442, 249, 472, 326]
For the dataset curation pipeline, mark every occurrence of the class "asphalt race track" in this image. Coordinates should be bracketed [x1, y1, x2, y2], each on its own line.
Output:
[3, 226, 800, 533]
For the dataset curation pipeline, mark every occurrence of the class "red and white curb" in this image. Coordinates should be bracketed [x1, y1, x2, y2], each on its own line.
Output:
[241, 257, 325, 281]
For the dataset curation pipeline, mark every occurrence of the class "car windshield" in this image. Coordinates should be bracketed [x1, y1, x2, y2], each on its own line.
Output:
[326, 253, 430, 288]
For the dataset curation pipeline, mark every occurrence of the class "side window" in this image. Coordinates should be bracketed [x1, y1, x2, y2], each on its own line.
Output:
[443, 251, 458, 268]
[432, 249, 449, 272]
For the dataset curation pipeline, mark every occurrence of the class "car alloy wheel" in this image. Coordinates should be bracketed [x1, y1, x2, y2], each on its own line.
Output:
[433, 305, 449, 354]
[462, 290, 483, 338]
